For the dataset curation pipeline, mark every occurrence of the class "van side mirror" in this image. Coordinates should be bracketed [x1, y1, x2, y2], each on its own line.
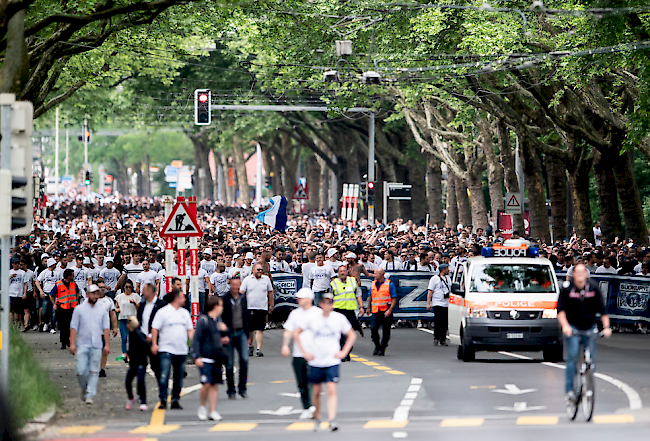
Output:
[451, 282, 463, 296]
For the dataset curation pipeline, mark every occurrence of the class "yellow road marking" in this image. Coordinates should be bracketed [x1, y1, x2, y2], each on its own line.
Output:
[149, 405, 166, 426]
[440, 418, 485, 427]
[374, 366, 392, 371]
[354, 358, 369, 362]
[363, 361, 380, 366]
[130, 425, 180, 434]
[387, 370, 405, 375]
[353, 374, 380, 378]
[58, 426, 104, 435]
[209, 423, 258, 432]
[349, 354, 360, 358]
[143, 438, 158, 441]
[364, 420, 409, 429]
[516, 416, 559, 425]
[470, 385, 496, 389]
[287, 422, 317, 431]
[593, 415, 635, 424]
[271, 380, 293, 384]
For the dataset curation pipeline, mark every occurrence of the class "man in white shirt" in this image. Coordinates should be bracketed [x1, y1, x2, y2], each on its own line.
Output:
[136, 260, 160, 297]
[241, 252, 255, 279]
[200, 249, 217, 277]
[98, 257, 121, 294]
[270, 248, 291, 272]
[35, 258, 59, 332]
[151, 289, 194, 410]
[73, 256, 92, 300]
[359, 251, 378, 272]
[124, 253, 144, 285]
[595, 256, 618, 274]
[240, 263, 274, 357]
[380, 251, 403, 271]
[593, 221, 602, 246]
[308, 253, 336, 303]
[209, 256, 230, 297]
[426, 264, 451, 346]
[9, 259, 27, 328]
[325, 248, 344, 272]
[301, 252, 317, 288]
[94, 285, 118, 378]
[294, 292, 356, 432]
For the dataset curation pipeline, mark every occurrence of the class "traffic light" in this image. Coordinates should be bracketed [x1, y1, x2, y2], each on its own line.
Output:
[0, 99, 33, 236]
[84, 171, 91, 186]
[367, 181, 376, 202]
[194, 89, 211, 125]
[265, 176, 272, 189]
[78, 130, 91, 143]
[360, 181, 367, 200]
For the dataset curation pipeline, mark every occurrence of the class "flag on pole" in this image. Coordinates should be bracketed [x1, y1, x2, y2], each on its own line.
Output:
[256, 195, 288, 232]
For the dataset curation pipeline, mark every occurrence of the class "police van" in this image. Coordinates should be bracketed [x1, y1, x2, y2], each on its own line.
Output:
[449, 239, 562, 362]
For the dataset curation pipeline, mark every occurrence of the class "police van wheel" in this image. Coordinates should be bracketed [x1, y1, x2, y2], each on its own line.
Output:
[460, 331, 475, 362]
[457, 344, 464, 360]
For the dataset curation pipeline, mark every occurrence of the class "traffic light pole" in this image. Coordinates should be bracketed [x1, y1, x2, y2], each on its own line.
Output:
[84, 118, 89, 199]
[368, 112, 375, 224]
[0, 94, 12, 394]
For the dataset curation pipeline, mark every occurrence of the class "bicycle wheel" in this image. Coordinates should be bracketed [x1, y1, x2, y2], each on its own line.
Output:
[566, 371, 580, 421]
[581, 367, 595, 421]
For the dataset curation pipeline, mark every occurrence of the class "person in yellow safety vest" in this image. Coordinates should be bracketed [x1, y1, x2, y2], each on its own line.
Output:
[331, 265, 364, 362]
[368, 268, 397, 356]
[49, 268, 79, 350]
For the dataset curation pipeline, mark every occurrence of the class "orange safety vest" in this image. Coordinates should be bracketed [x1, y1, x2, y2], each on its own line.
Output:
[371, 278, 392, 313]
[55, 280, 77, 309]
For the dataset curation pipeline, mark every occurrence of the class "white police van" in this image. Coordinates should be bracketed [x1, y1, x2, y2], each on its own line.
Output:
[448, 239, 562, 362]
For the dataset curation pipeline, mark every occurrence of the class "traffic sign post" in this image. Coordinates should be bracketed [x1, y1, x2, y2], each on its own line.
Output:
[505, 192, 523, 215]
[293, 183, 308, 200]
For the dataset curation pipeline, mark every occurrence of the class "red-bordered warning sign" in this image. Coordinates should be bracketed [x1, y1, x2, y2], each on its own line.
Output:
[293, 183, 308, 200]
[160, 202, 203, 237]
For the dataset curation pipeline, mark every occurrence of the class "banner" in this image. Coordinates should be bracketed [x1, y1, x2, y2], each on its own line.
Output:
[497, 210, 530, 239]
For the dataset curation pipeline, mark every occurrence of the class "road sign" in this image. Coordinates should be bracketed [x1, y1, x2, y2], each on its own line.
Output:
[293, 183, 308, 200]
[104, 174, 113, 183]
[171, 160, 183, 168]
[505, 192, 523, 214]
[160, 202, 203, 237]
[68, 188, 77, 198]
[387, 183, 412, 200]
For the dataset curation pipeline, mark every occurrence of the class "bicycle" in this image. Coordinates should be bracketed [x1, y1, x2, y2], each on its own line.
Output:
[565, 328, 601, 422]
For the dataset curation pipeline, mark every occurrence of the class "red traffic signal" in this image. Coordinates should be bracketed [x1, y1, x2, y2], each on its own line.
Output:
[195, 89, 211, 125]
[198, 93, 209, 103]
[367, 181, 375, 190]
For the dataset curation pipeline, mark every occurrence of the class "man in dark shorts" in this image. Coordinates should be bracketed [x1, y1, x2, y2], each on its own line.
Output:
[240, 263, 274, 357]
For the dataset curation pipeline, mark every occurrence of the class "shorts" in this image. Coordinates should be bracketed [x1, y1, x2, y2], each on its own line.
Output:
[10, 297, 23, 313]
[308, 365, 340, 384]
[248, 309, 268, 331]
[199, 362, 223, 385]
[23, 291, 36, 310]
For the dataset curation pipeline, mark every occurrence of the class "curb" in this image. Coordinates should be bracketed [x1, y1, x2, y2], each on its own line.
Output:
[20, 405, 57, 438]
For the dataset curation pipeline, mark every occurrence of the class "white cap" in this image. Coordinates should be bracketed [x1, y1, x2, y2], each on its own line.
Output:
[345, 252, 357, 259]
[233, 254, 240, 259]
[47, 258, 56, 267]
[327, 248, 338, 258]
[41, 253, 50, 259]
[105, 257, 114, 263]
[88, 284, 100, 293]
[245, 252, 254, 260]
[83, 257, 91, 265]
[204, 248, 212, 255]
[295, 287, 314, 300]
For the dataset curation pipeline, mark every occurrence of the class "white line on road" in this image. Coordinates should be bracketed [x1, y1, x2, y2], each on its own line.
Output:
[393, 377, 423, 422]
[498, 351, 643, 410]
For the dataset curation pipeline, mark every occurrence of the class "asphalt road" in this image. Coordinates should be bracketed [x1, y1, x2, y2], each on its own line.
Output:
[24, 325, 650, 441]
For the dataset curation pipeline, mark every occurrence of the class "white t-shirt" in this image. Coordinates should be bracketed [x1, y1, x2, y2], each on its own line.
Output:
[210, 271, 231, 296]
[309, 265, 335, 292]
[73, 267, 90, 297]
[301, 311, 351, 368]
[240, 274, 273, 310]
[302, 262, 316, 287]
[200, 259, 218, 277]
[326, 260, 344, 272]
[9, 269, 25, 297]
[381, 259, 403, 271]
[593, 227, 602, 246]
[595, 266, 618, 274]
[137, 270, 159, 294]
[96, 296, 115, 316]
[361, 261, 378, 272]
[124, 263, 144, 284]
[151, 304, 193, 355]
[99, 267, 121, 290]
[38, 268, 59, 293]
[284, 306, 323, 358]
[114, 292, 141, 320]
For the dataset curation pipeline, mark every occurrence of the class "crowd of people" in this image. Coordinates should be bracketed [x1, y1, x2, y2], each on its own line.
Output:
[6, 196, 645, 422]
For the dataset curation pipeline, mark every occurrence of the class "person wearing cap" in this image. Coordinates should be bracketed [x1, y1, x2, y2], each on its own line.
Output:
[270, 248, 291, 273]
[240, 262, 274, 357]
[426, 264, 451, 346]
[99, 257, 121, 298]
[242, 252, 255, 278]
[294, 291, 356, 432]
[282, 287, 321, 419]
[325, 248, 344, 272]
[308, 252, 336, 304]
[369, 268, 397, 356]
[346, 252, 373, 281]
[36, 257, 59, 332]
[330, 265, 363, 362]
[9, 258, 27, 329]
[73, 255, 92, 300]
[200, 249, 217, 278]
[222, 274, 250, 399]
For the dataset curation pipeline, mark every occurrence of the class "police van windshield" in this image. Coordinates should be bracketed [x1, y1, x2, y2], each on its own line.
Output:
[469, 264, 556, 293]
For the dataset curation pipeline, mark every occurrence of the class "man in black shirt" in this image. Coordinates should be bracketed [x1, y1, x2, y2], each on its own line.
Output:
[557, 264, 612, 402]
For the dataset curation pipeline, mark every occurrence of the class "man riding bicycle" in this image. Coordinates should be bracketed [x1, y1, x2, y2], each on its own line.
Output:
[557, 264, 612, 403]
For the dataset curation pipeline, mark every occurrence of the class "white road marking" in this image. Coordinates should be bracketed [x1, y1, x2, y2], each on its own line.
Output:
[259, 406, 302, 416]
[181, 383, 202, 395]
[404, 392, 418, 399]
[495, 402, 546, 412]
[393, 431, 408, 438]
[393, 377, 423, 422]
[492, 384, 537, 395]
[407, 385, 421, 392]
[499, 351, 643, 410]
[280, 392, 301, 398]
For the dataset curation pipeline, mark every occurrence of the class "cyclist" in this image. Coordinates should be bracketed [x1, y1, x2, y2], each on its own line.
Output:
[557, 264, 612, 403]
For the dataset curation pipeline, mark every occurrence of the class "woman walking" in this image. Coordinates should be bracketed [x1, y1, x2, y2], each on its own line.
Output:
[115, 280, 141, 361]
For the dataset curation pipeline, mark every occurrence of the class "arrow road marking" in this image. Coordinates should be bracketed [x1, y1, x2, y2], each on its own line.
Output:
[492, 384, 537, 395]
[260, 406, 303, 416]
[496, 402, 546, 412]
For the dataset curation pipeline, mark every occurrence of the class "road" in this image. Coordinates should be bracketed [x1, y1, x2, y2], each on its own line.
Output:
[23, 326, 650, 441]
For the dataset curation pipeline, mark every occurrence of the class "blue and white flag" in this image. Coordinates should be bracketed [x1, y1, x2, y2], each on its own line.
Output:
[256, 196, 288, 232]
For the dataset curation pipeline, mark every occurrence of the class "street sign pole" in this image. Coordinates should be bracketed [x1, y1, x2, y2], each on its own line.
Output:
[368, 112, 375, 224]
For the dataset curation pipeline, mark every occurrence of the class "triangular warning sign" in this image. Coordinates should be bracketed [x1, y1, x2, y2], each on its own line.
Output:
[293, 183, 308, 200]
[160, 202, 203, 237]
[506, 194, 521, 207]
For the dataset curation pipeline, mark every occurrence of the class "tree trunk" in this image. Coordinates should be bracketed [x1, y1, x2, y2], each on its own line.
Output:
[567, 161, 593, 241]
[223, 155, 234, 205]
[406, 157, 427, 222]
[467, 172, 489, 231]
[133, 162, 143, 197]
[518, 135, 551, 243]
[232, 137, 250, 205]
[306, 156, 321, 211]
[593, 150, 622, 242]
[611, 148, 648, 244]
[455, 178, 472, 228]
[479, 122, 504, 228]
[545, 155, 568, 243]
[0, 10, 29, 95]
[319, 156, 329, 211]
[446, 174, 458, 228]
[426, 153, 444, 228]
[142, 154, 151, 198]
[497, 121, 524, 233]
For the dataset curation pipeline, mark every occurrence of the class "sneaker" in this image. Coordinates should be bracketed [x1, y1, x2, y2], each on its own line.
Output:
[313, 420, 322, 432]
[170, 401, 183, 410]
[256, 349, 264, 357]
[85, 396, 93, 405]
[50, 328, 57, 334]
[99, 369, 106, 378]
[299, 409, 313, 420]
[197, 405, 208, 421]
[42, 324, 48, 332]
[433, 340, 440, 346]
[239, 391, 247, 399]
[158, 401, 167, 409]
[248, 346, 254, 356]
[228, 393, 236, 400]
[22, 326, 29, 332]
[126, 398, 135, 410]
[140, 404, 148, 411]
[329, 421, 339, 432]
[209, 411, 222, 421]
[565, 391, 577, 404]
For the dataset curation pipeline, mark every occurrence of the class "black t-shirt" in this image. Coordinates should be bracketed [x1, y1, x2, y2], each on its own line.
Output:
[556, 280, 606, 330]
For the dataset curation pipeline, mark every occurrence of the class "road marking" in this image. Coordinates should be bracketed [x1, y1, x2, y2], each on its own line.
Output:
[149, 406, 166, 426]
[209, 423, 258, 432]
[393, 431, 408, 438]
[271, 380, 293, 384]
[411, 378, 423, 384]
[404, 392, 418, 399]
[593, 414, 635, 424]
[375, 366, 392, 371]
[286, 422, 316, 431]
[280, 392, 301, 398]
[259, 406, 302, 416]
[354, 357, 369, 362]
[401, 399, 415, 406]
[387, 370, 405, 375]
[471, 385, 496, 389]
[130, 425, 180, 434]
[364, 361, 380, 366]
[493, 384, 537, 395]
[407, 385, 421, 392]
[499, 351, 643, 410]
[365, 420, 409, 429]
[440, 418, 485, 427]
[516, 416, 559, 425]
[394, 378, 422, 422]
[496, 402, 546, 412]
[354, 374, 380, 378]
[58, 426, 104, 435]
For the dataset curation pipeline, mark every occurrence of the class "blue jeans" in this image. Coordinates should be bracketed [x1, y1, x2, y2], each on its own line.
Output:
[76, 345, 102, 399]
[119, 319, 129, 354]
[564, 326, 598, 393]
[200, 291, 207, 314]
[226, 329, 249, 395]
[41, 296, 54, 326]
[158, 352, 186, 403]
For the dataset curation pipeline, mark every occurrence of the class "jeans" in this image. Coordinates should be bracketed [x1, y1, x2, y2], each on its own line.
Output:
[565, 326, 598, 393]
[199, 291, 207, 314]
[41, 296, 54, 325]
[119, 319, 129, 354]
[226, 329, 249, 395]
[126, 364, 147, 403]
[292, 357, 311, 409]
[433, 306, 449, 342]
[370, 310, 393, 350]
[158, 352, 186, 403]
[76, 345, 102, 399]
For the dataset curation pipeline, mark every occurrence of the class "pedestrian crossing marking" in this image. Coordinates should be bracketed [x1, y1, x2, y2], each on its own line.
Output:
[387, 370, 405, 375]
[516, 416, 559, 425]
[363, 361, 380, 366]
[593, 415, 635, 424]
[364, 420, 409, 429]
[58, 425, 104, 435]
[287, 422, 317, 431]
[130, 425, 181, 434]
[440, 418, 485, 427]
[209, 423, 258, 432]
[374, 366, 392, 371]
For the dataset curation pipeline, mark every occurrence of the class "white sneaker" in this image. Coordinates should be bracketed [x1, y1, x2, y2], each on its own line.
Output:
[209, 411, 222, 421]
[85, 396, 93, 405]
[50, 329, 57, 334]
[197, 405, 208, 421]
[299, 409, 312, 419]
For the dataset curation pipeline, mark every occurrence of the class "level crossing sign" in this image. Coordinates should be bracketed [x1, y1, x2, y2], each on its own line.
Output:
[160, 201, 203, 237]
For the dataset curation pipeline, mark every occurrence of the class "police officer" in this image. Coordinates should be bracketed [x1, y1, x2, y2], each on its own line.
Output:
[368, 268, 397, 356]
[426, 264, 451, 345]
[331, 265, 363, 361]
